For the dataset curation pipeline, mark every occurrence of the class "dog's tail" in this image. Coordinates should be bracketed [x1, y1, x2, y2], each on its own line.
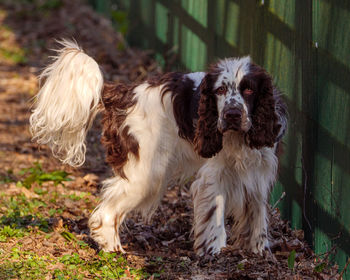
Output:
[30, 39, 103, 167]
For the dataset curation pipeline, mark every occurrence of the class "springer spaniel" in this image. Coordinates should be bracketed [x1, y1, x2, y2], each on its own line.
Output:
[30, 40, 287, 256]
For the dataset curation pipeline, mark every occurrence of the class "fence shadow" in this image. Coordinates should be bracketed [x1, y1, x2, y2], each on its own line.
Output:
[112, 0, 350, 274]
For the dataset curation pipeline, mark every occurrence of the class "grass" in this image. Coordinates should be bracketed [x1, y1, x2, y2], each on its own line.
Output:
[0, 163, 155, 279]
[0, 194, 51, 242]
[18, 162, 72, 188]
[65, 191, 90, 202]
[0, 170, 14, 184]
[0, 21, 28, 65]
[0, 47, 27, 64]
[0, 247, 48, 280]
[0, 245, 150, 280]
[0, 242, 150, 279]
[54, 251, 149, 279]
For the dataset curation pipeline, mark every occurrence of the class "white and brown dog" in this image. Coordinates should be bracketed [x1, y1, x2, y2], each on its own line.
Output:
[30, 40, 287, 256]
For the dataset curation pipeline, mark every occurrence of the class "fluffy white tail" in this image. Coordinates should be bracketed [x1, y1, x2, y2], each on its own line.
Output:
[30, 40, 103, 167]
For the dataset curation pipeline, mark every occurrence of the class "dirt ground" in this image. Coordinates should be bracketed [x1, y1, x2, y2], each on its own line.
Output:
[0, 0, 342, 279]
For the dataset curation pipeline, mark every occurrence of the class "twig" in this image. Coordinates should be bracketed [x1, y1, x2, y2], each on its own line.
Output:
[339, 257, 350, 280]
[273, 191, 286, 209]
[310, 245, 337, 276]
[313, 245, 337, 260]
[301, 157, 312, 231]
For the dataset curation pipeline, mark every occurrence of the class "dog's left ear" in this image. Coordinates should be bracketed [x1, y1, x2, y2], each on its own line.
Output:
[194, 73, 223, 158]
[247, 65, 280, 149]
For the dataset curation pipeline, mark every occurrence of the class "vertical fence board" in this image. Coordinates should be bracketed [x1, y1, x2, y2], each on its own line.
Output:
[264, 0, 301, 231]
[313, 0, 350, 273]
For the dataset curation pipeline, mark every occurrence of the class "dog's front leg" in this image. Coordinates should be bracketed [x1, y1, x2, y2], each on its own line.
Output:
[191, 164, 227, 256]
[229, 191, 269, 254]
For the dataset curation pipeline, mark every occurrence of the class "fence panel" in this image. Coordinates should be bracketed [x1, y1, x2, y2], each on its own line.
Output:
[91, 0, 350, 276]
[311, 0, 350, 271]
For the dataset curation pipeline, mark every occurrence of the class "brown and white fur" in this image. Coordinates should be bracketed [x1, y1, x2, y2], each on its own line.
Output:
[30, 40, 287, 256]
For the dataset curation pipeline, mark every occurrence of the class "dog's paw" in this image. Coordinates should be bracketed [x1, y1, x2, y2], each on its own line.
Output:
[89, 213, 126, 253]
[90, 225, 126, 253]
[194, 229, 226, 256]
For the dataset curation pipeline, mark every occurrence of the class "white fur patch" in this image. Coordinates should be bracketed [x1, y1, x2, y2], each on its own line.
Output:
[184, 72, 205, 90]
[214, 56, 251, 90]
[214, 57, 252, 131]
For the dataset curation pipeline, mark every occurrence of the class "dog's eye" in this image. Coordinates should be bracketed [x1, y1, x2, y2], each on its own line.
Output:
[243, 88, 253, 95]
[217, 86, 227, 95]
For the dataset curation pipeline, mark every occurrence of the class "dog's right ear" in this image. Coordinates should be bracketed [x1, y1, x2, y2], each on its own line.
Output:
[194, 73, 223, 158]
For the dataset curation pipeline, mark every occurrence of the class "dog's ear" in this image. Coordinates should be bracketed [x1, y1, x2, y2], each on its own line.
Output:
[246, 65, 280, 149]
[194, 73, 223, 158]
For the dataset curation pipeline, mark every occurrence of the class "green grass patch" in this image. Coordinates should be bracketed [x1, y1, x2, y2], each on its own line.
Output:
[0, 200, 152, 278]
[65, 191, 90, 202]
[288, 249, 296, 271]
[0, 248, 151, 279]
[0, 175, 14, 184]
[48, 208, 63, 217]
[0, 169, 15, 184]
[0, 247, 49, 280]
[33, 187, 48, 195]
[0, 47, 27, 64]
[0, 161, 154, 279]
[54, 251, 150, 279]
[57, 231, 151, 279]
[0, 195, 51, 242]
[18, 162, 72, 188]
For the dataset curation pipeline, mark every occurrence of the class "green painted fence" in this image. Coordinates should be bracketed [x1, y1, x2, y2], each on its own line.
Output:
[91, 0, 350, 276]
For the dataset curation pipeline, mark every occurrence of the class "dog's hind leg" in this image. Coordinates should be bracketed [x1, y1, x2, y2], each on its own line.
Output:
[88, 171, 167, 252]
[89, 177, 128, 252]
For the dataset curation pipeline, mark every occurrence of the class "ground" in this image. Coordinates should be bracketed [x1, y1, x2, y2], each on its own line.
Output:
[0, 0, 341, 279]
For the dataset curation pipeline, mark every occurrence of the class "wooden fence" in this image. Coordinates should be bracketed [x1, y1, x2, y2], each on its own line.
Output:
[91, 0, 350, 276]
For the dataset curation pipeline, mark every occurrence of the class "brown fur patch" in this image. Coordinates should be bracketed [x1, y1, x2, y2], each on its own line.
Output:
[101, 82, 139, 179]
[147, 72, 197, 141]
[195, 240, 206, 251]
[147, 69, 225, 158]
[193, 70, 223, 158]
[243, 64, 282, 149]
[202, 205, 217, 224]
[90, 220, 103, 231]
[195, 228, 206, 239]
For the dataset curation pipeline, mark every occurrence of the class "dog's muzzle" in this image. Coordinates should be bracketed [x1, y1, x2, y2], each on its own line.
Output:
[219, 107, 242, 133]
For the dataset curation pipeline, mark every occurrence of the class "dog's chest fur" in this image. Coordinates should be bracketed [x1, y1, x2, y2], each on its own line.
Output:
[220, 132, 276, 174]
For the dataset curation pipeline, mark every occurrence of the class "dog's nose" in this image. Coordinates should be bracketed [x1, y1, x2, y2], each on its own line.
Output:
[224, 108, 242, 122]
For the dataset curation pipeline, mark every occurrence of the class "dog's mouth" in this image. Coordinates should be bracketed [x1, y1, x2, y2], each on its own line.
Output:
[218, 120, 240, 133]
[218, 118, 251, 134]
[218, 107, 251, 134]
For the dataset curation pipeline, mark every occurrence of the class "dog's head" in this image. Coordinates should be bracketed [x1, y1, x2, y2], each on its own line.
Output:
[194, 56, 281, 158]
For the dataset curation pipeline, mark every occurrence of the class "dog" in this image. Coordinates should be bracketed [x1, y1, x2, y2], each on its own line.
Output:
[30, 40, 287, 255]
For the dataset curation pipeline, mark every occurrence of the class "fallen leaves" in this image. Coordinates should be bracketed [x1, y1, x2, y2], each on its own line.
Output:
[3, 183, 40, 199]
